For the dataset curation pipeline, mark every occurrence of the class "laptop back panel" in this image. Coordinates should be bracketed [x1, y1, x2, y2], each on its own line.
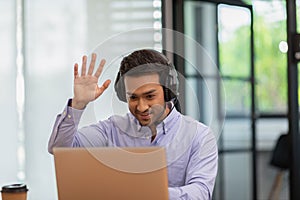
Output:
[53, 147, 169, 200]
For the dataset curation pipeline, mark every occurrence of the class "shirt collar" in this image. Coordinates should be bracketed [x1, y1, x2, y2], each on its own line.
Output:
[159, 105, 180, 134]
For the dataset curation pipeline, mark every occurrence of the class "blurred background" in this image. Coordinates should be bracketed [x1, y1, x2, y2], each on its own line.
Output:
[0, 0, 299, 199]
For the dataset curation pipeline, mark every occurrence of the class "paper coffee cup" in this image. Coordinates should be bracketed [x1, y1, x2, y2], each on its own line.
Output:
[1, 183, 28, 200]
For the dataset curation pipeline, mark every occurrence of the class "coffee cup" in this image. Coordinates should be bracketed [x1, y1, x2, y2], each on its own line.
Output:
[1, 183, 28, 200]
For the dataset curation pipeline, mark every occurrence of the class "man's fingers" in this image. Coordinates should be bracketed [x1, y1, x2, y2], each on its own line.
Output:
[81, 55, 87, 76]
[79, 54, 105, 78]
[74, 63, 79, 78]
[88, 53, 97, 75]
[96, 79, 111, 97]
[102, 79, 111, 89]
[94, 59, 106, 78]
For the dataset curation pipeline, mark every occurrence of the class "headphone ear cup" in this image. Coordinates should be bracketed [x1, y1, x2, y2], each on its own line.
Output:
[156, 50, 179, 101]
[114, 72, 127, 102]
[163, 87, 173, 102]
[164, 63, 179, 101]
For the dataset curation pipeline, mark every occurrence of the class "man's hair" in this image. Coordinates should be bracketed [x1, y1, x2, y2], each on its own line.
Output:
[119, 49, 170, 76]
[114, 49, 179, 103]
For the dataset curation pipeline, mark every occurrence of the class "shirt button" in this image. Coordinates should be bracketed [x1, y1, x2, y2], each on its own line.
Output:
[67, 114, 71, 119]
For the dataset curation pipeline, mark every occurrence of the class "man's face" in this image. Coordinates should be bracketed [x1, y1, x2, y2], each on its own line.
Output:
[124, 73, 169, 127]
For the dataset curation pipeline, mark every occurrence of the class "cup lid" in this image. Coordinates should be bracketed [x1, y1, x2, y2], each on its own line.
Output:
[1, 183, 28, 193]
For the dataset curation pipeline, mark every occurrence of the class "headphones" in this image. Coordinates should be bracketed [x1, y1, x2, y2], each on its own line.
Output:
[114, 49, 179, 103]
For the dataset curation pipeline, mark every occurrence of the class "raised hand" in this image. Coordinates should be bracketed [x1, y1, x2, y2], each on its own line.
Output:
[72, 53, 111, 110]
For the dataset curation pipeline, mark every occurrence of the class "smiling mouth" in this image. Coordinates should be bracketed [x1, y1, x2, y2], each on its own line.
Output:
[138, 112, 152, 120]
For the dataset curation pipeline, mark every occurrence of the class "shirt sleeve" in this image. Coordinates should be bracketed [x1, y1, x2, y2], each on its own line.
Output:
[168, 128, 218, 200]
[48, 99, 110, 154]
[48, 99, 85, 154]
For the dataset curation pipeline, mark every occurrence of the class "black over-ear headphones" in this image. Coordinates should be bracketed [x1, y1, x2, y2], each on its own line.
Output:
[114, 49, 179, 103]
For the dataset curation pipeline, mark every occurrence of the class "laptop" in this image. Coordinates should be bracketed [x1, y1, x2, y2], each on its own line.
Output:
[53, 147, 169, 200]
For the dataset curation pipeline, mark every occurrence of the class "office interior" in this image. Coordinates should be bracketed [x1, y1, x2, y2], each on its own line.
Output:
[1, 0, 299, 199]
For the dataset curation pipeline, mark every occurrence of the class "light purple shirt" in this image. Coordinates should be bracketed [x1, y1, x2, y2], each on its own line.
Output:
[48, 100, 218, 200]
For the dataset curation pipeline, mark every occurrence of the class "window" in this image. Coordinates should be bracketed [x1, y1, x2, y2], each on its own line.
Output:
[0, 0, 19, 186]
[1, 1, 162, 199]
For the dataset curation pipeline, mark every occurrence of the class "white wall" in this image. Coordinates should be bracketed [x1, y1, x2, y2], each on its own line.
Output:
[1, 1, 162, 199]
[0, 0, 19, 189]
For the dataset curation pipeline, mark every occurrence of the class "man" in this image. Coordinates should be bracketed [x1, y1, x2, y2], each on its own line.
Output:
[48, 49, 218, 199]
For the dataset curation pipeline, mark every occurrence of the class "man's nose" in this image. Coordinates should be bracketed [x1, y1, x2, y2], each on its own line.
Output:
[137, 98, 149, 112]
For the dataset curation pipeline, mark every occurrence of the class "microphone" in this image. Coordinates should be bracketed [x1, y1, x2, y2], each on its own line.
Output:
[169, 97, 181, 113]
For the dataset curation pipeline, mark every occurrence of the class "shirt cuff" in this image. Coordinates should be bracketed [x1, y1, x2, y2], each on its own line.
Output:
[62, 99, 84, 125]
[168, 187, 182, 199]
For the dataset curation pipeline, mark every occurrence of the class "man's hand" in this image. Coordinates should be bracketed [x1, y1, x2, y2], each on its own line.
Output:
[72, 53, 111, 110]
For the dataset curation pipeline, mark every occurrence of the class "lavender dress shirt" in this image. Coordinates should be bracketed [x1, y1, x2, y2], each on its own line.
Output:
[48, 100, 218, 200]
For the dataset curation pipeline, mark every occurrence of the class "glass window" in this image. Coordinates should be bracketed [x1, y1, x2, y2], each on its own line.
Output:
[253, 1, 287, 113]
[0, 0, 162, 199]
[218, 4, 251, 77]
[0, 0, 19, 186]
[184, 2, 253, 199]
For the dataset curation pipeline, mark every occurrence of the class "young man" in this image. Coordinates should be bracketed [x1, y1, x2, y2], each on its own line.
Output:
[48, 49, 218, 199]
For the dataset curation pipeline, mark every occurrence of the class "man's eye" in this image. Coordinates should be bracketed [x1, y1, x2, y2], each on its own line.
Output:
[146, 95, 155, 99]
[128, 95, 137, 100]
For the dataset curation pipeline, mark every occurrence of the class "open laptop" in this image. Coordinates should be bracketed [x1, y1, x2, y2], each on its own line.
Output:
[53, 147, 169, 200]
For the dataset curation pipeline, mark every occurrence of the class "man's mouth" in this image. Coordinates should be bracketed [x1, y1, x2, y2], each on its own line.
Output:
[138, 112, 151, 120]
